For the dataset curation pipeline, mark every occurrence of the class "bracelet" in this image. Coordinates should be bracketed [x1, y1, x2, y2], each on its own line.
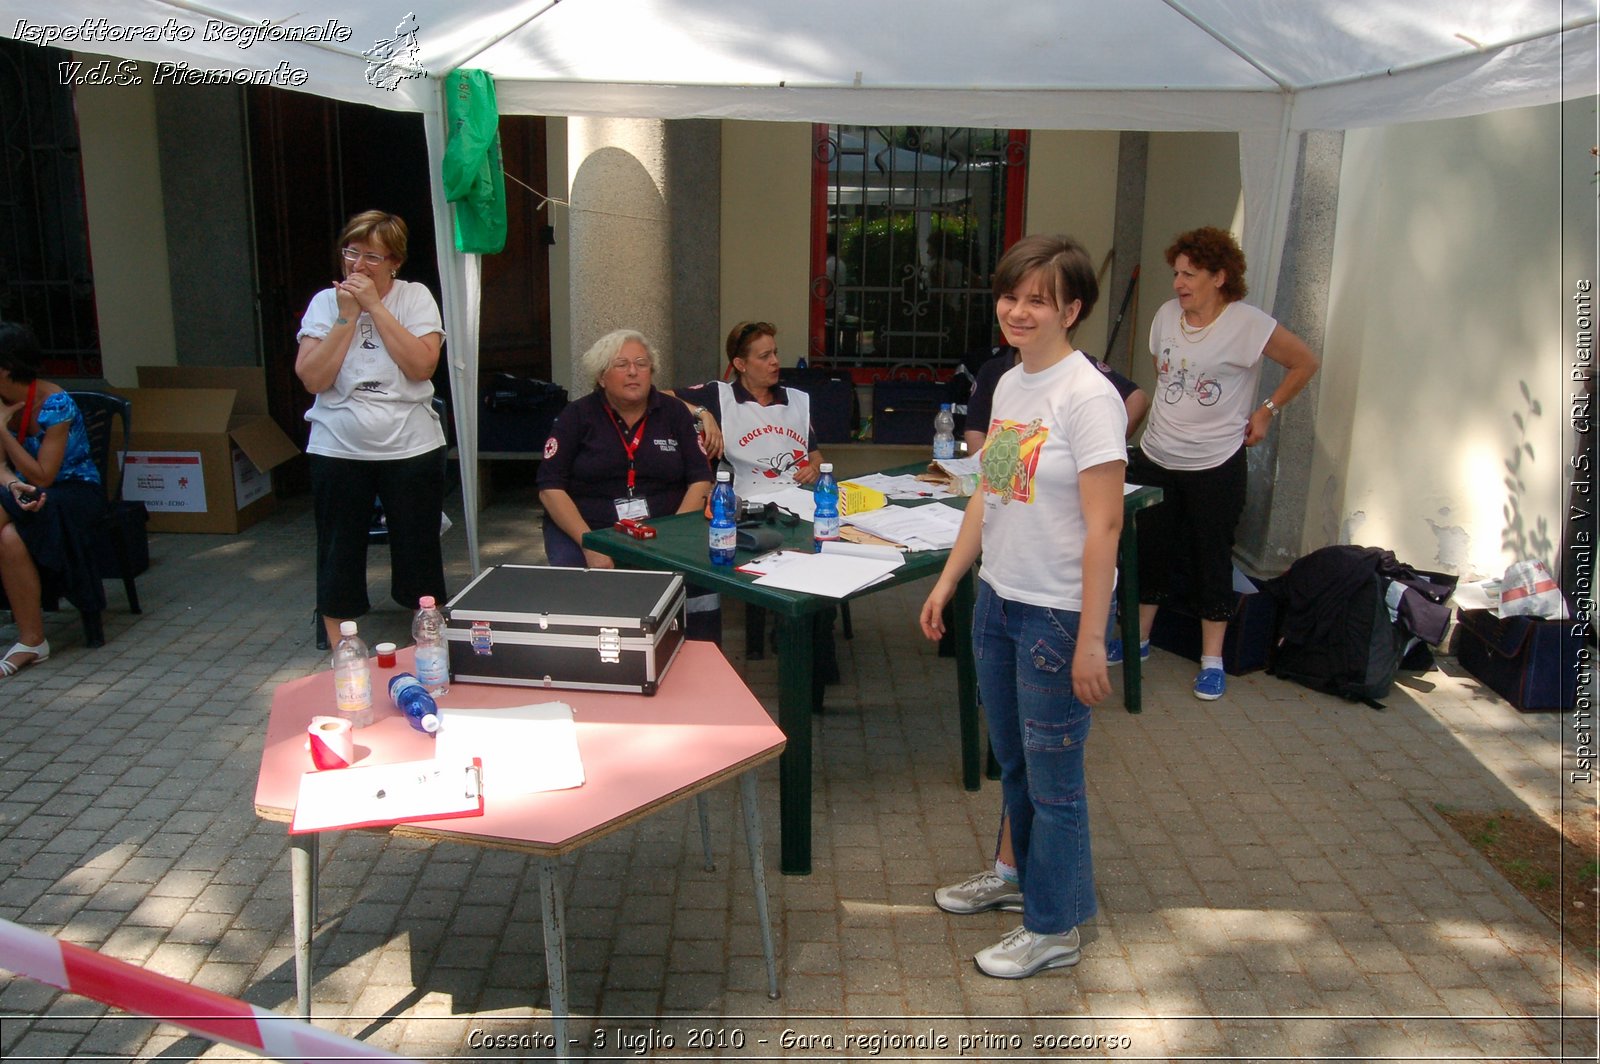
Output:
[1261, 398, 1281, 417]
[692, 406, 706, 421]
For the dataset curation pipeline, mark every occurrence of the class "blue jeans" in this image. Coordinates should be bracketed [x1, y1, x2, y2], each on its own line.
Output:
[974, 580, 1097, 934]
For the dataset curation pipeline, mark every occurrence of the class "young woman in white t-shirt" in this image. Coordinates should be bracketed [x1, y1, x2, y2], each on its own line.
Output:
[920, 234, 1127, 979]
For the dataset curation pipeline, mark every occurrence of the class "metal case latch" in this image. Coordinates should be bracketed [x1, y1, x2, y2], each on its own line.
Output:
[598, 627, 621, 664]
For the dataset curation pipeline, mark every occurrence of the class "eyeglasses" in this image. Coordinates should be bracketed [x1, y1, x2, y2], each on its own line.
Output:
[607, 358, 652, 372]
[341, 248, 392, 266]
[735, 321, 775, 353]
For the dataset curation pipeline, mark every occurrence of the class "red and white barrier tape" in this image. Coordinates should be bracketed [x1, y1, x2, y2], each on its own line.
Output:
[0, 918, 410, 1062]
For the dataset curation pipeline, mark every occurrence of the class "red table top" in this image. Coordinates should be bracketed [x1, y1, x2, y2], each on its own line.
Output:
[255, 641, 785, 855]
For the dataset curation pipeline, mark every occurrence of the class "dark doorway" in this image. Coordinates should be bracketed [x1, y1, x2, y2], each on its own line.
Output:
[248, 89, 549, 493]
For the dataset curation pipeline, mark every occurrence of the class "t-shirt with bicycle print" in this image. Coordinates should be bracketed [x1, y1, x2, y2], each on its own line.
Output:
[1140, 298, 1276, 471]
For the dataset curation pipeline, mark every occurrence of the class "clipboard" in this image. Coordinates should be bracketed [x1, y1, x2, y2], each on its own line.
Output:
[291, 757, 484, 834]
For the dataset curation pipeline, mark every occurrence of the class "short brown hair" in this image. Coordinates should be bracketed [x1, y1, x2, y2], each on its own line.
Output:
[1164, 227, 1247, 302]
[725, 321, 776, 365]
[992, 234, 1099, 328]
[336, 210, 409, 270]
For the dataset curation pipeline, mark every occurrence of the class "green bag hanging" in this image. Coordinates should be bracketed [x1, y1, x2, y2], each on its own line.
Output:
[442, 69, 507, 255]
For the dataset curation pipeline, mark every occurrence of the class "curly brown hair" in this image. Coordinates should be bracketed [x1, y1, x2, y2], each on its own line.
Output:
[1164, 227, 1247, 303]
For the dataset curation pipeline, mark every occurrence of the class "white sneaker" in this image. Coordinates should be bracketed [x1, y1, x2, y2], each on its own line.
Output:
[974, 924, 1081, 978]
[934, 871, 1023, 914]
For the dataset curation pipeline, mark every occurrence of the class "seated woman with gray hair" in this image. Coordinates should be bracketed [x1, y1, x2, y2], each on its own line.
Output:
[536, 329, 720, 640]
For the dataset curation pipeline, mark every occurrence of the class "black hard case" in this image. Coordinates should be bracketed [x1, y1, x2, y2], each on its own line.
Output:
[444, 565, 686, 695]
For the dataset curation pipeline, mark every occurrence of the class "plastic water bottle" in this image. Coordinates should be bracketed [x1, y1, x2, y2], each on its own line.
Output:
[331, 621, 373, 729]
[812, 463, 840, 552]
[933, 403, 957, 460]
[709, 470, 737, 566]
[388, 672, 441, 734]
[413, 595, 449, 696]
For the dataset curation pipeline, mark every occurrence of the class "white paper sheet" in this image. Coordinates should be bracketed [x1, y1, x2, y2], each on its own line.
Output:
[843, 502, 966, 551]
[751, 552, 902, 597]
[744, 485, 817, 521]
[821, 540, 905, 565]
[435, 701, 585, 798]
[292, 757, 482, 833]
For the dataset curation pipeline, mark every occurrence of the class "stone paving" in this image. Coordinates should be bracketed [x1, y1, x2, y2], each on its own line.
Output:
[0, 483, 1594, 1061]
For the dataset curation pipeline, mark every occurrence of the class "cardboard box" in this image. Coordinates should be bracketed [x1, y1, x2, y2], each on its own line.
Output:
[115, 366, 300, 534]
[1453, 608, 1581, 712]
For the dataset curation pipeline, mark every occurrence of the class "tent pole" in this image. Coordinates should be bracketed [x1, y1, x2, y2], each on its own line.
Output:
[424, 76, 484, 576]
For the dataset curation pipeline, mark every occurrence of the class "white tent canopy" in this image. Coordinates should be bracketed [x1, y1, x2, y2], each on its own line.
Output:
[8, 0, 1595, 570]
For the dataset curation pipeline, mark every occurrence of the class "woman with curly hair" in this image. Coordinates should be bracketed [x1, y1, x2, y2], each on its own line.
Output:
[1117, 226, 1319, 700]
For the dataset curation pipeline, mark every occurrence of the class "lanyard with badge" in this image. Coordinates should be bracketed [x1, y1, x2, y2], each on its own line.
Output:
[608, 406, 651, 521]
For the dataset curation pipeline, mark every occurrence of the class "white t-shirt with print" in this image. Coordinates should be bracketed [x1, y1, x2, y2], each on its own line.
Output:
[298, 279, 446, 460]
[1139, 298, 1276, 471]
[976, 351, 1127, 612]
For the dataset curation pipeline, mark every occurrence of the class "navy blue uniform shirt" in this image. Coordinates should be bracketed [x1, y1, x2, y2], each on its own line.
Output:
[538, 387, 712, 530]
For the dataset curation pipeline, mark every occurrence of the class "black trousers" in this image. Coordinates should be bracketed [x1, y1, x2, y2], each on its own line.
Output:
[311, 449, 448, 619]
[1126, 445, 1247, 622]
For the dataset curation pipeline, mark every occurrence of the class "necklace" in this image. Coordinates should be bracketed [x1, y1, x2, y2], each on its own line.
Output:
[1178, 305, 1223, 343]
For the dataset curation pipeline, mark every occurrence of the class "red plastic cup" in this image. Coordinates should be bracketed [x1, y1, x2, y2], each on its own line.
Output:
[375, 642, 397, 669]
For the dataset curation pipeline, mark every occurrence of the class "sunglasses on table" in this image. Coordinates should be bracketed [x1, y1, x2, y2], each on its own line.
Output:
[737, 501, 799, 528]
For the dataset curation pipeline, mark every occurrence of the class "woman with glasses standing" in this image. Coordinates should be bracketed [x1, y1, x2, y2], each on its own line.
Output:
[673, 321, 824, 497]
[296, 210, 448, 649]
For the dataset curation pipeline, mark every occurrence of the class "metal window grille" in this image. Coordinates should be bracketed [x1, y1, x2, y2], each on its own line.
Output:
[812, 125, 1023, 374]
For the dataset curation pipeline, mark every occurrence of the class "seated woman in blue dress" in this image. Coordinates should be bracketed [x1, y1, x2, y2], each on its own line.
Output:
[0, 323, 107, 677]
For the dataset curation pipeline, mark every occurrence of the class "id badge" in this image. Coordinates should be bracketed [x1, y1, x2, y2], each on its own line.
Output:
[614, 496, 649, 521]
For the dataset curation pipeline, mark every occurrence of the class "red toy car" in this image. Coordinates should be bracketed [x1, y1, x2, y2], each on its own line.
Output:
[613, 518, 657, 540]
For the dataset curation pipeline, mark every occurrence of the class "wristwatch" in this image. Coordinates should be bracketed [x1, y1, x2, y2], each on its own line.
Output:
[692, 406, 707, 421]
[1261, 398, 1281, 417]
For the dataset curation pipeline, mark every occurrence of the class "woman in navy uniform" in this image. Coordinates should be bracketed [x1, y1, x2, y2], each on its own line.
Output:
[537, 330, 719, 639]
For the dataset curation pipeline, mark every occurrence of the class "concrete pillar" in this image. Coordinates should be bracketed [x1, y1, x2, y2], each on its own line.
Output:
[1236, 129, 1343, 575]
[566, 118, 721, 387]
[665, 121, 721, 386]
[567, 118, 673, 381]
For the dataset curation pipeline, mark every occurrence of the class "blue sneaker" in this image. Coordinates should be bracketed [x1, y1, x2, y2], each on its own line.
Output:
[1105, 638, 1150, 665]
[1193, 668, 1226, 700]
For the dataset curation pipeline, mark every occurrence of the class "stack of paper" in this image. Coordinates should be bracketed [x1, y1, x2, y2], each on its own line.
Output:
[843, 502, 965, 551]
[748, 542, 903, 597]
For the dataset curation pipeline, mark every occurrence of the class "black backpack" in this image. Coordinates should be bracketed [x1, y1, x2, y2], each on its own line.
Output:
[1267, 569, 1405, 707]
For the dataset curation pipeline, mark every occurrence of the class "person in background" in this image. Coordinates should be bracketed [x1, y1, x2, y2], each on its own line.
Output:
[0, 322, 106, 677]
[1122, 226, 1319, 701]
[673, 321, 823, 496]
[296, 210, 448, 650]
[964, 347, 1149, 452]
[537, 329, 719, 641]
[920, 234, 1126, 979]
